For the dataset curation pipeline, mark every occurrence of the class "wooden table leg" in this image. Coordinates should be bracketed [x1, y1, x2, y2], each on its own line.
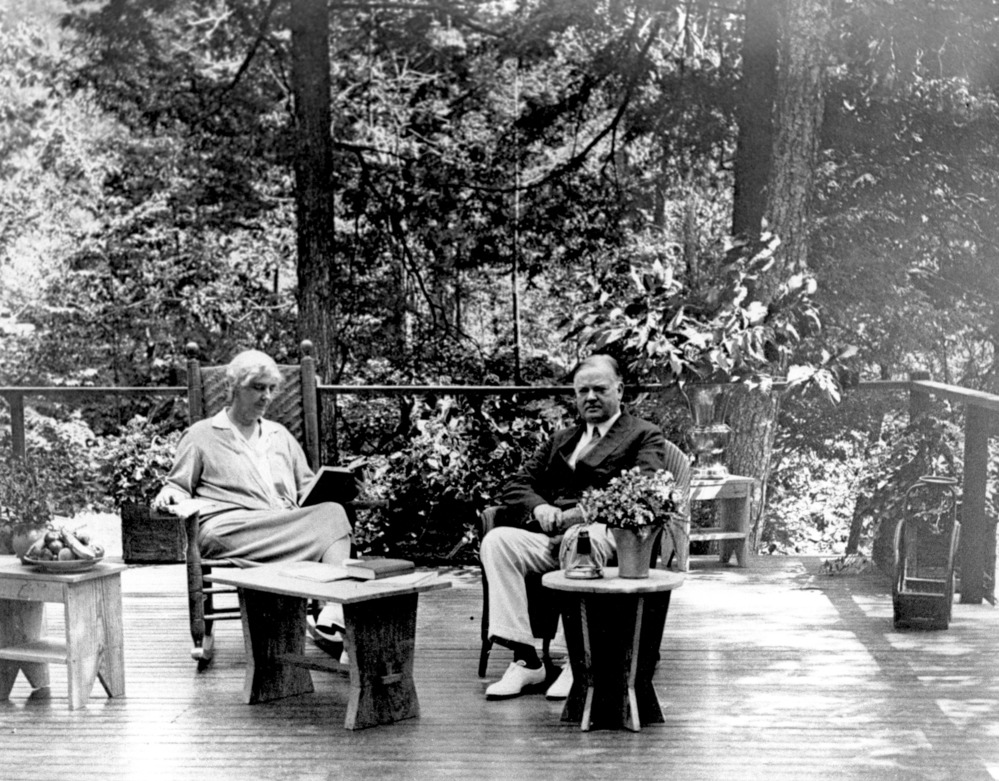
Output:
[0, 599, 50, 699]
[95, 574, 126, 699]
[239, 590, 314, 704]
[719, 494, 751, 566]
[560, 591, 672, 731]
[342, 592, 420, 730]
[64, 581, 103, 709]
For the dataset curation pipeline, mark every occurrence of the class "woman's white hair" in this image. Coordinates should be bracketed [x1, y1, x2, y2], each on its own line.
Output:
[225, 350, 283, 395]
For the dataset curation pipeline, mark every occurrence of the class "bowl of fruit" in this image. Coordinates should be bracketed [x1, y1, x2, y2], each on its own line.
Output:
[21, 525, 105, 573]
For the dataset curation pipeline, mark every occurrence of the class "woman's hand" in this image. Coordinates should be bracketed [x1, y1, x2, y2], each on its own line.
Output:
[151, 489, 186, 515]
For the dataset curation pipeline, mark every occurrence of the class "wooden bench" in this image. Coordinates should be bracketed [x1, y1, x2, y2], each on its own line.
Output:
[675, 475, 757, 571]
[205, 563, 450, 730]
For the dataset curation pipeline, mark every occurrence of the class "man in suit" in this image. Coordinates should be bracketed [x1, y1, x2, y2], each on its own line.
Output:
[480, 354, 668, 700]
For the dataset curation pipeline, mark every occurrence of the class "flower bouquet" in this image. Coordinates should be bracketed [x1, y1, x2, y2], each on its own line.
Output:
[579, 467, 685, 577]
[580, 467, 684, 534]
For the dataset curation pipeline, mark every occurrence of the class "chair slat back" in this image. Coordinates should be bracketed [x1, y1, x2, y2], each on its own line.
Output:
[185, 342, 321, 469]
[662, 440, 692, 517]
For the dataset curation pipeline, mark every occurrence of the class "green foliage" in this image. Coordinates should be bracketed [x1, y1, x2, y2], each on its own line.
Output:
[96, 416, 182, 510]
[568, 232, 841, 398]
[353, 393, 571, 562]
[851, 410, 964, 571]
[0, 408, 104, 534]
[0, 457, 57, 533]
[765, 438, 865, 555]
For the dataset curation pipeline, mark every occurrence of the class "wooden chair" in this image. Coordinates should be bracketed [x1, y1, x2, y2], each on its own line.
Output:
[476, 506, 561, 678]
[182, 340, 334, 670]
[476, 439, 691, 678]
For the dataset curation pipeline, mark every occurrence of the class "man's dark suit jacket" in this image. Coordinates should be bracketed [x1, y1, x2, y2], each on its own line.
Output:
[496, 411, 667, 530]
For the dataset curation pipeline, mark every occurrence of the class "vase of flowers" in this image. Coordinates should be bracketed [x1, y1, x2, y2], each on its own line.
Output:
[580, 467, 684, 578]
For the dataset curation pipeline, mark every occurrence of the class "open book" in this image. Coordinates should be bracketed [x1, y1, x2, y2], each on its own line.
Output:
[300, 466, 359, 507]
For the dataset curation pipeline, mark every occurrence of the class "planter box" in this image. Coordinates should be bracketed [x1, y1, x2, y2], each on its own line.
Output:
[120, 502, 187, 563]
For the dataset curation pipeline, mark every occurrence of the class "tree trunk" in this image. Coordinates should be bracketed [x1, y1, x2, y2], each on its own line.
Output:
[726, 0, 831, 548]
[290, 0, 337, 379]
[765, 0, 830, 278]
[731, 0, 778, 239]
[724, 384, 780, 549]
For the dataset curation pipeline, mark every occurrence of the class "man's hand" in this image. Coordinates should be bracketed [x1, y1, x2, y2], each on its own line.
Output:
[532, 504, 562, 534]
[559, 506, 586, 529]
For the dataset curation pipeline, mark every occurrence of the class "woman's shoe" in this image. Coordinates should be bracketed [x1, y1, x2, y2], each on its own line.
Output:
[306, 613, 344, 657]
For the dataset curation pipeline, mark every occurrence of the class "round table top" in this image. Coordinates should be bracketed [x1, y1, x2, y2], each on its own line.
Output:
[542, 567, 685, 594]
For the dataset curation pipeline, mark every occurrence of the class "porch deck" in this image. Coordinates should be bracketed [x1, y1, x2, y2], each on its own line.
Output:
[2, 553, 997, 781]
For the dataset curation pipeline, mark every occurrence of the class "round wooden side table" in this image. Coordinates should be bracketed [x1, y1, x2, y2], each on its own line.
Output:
[542, 567, 685, 732]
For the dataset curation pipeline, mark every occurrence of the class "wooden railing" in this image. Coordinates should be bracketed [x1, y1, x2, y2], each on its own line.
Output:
[1, 376, 994, 602]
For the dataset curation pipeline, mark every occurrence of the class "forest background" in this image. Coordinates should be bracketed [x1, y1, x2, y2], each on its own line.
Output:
[1, 0, 997, 567]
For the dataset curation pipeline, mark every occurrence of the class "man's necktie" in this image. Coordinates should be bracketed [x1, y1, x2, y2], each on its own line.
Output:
[575, 428, 601, 464]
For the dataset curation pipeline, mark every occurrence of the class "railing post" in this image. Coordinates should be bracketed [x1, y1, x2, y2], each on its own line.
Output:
[908, 370, 930, 420]
[959, 404, 990, 604]
[7, 391, 26, 459]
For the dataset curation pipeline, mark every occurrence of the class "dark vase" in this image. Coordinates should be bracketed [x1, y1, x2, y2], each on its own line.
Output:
[611, 526, 662, 579]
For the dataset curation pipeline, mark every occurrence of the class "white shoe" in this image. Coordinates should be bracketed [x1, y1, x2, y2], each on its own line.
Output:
[485, 661, 546, 700]
[316, 603, 345, 635]
[546, 663, 573, 700]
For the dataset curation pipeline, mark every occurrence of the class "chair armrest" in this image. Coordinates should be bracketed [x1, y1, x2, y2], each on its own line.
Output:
[478, 506, 503, 539]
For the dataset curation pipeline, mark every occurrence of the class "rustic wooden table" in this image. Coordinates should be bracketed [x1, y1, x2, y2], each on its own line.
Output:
[0, 559, 127, 709]
[206, 564, 450, 730]
[672, 474, 757, 571]
[542, 567, 685, 732]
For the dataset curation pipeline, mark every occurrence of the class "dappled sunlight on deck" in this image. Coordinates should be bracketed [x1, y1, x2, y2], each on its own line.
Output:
[2, 553, 998, 780]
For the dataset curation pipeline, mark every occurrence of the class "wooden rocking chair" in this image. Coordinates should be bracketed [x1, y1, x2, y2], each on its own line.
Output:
[181, 340, 344, 670]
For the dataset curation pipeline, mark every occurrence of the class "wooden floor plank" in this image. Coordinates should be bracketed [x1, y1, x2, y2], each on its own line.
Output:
[2, 554, 998, 780]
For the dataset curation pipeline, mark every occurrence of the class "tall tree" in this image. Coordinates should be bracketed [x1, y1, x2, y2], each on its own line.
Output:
[726, 0, 831, 547]
[731, 0, 778, 239]
[289, 0, 337, 378]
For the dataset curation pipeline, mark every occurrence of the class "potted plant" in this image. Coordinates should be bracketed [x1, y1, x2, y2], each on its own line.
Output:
[0, 457, 55, 557]
[98, 417, 185, 562]
[579, 467, 685, 578]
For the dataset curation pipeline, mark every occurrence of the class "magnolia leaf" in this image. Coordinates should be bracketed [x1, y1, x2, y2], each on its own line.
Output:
[785, 364, 814, 386]
[745, 301, 767, 324]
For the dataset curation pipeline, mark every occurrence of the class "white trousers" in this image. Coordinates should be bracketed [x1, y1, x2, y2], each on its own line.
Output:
[480, 523, 616, 646]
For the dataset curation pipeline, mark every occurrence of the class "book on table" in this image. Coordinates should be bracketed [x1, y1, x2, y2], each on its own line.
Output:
[360, 570, 439, 588]
[279, 561, 353, 582]
[343, 557, 416, 580]
[300, 466, 359, 507]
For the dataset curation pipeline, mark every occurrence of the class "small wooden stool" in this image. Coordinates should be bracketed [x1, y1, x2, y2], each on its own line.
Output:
[0, 559, 127, 709]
